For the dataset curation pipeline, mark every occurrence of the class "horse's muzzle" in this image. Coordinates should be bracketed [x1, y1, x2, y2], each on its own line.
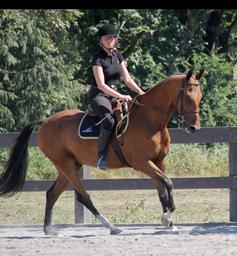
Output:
[185, 125, 200, 134]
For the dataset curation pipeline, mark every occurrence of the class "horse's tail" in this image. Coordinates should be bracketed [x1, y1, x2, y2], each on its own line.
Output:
[0, 121, 43, 197]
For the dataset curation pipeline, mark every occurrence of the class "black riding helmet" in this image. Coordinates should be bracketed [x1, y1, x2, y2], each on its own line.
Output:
[98, 24, 118, 38]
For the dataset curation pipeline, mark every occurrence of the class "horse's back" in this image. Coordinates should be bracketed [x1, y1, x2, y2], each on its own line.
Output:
[37, 109, 85, 162]
[42, 109, 84, 123]
[39, 109, 84, 133]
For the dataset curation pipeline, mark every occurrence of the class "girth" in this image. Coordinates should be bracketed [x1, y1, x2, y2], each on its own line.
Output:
[111, 136, 131, 168]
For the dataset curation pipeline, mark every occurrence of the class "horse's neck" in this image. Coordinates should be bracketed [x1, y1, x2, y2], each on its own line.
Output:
[135, 76, 182, 129]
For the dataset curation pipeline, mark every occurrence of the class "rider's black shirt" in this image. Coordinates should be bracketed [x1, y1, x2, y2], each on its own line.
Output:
[89, 47, 124, 99]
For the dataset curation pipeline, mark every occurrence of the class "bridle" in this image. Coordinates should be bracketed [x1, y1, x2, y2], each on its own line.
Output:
[176, 78, 201, 114]
[175, 78, 201, 126]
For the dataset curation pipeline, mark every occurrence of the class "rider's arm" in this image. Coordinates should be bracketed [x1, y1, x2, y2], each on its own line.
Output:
[93, 65, 131, 101]
[120, 61, 145, 95]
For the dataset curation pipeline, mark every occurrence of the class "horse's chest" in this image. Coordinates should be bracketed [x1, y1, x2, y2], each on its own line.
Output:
[150, 132, 170, 158]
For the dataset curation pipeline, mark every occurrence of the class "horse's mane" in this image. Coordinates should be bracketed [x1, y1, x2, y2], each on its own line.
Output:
[146, 73, 185, 93]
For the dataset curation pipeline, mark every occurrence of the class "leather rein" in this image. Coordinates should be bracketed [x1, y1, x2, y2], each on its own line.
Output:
[112, 95, 143, 168]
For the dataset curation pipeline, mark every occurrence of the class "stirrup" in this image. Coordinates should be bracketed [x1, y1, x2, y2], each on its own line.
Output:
[96, 155, 107, 170]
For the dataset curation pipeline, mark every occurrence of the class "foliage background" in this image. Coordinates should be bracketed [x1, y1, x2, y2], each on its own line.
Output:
[0, 9, 237, 132]
[0, 9, 236, 180]
[0, 10, 236, 225]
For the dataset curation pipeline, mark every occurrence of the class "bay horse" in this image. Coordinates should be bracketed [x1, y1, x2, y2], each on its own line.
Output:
[0, 68, 203, 235]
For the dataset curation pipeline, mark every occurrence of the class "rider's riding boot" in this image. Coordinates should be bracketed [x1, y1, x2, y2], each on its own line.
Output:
[96, 128, 113, 170]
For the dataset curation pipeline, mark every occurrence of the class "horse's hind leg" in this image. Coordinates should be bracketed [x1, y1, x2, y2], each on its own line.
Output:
[56, 157, 122, 235]
[74, 189, 121, 235]
[74, 176, 122, 235]
[44, 173, 69, 235]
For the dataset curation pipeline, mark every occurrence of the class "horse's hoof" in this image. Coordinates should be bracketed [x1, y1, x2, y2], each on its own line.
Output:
[170, 225, 179, 234]
[44, 226, 58, 236]
[161, 216, 172, 228]
[110, 227, 123, 235]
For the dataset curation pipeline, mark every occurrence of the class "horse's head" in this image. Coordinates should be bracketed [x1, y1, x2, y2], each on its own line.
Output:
[176, 69, 204, 133]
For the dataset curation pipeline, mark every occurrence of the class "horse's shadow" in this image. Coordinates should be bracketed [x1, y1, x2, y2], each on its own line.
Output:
[188, 222, 237, 235]
[115, 223, 237, 236]
[2, 223, 237, 240]
[1, 234, 96, 240]
[1, 236, 36, 240]
[153, 222, 237, 236]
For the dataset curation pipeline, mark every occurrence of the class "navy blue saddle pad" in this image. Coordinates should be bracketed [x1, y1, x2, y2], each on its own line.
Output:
[79, 114, 101, 139]
[78, 113, 129, 139]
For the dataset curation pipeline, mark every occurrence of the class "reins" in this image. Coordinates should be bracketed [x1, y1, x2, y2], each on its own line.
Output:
[98, 96, 143, 126]
[82, 96, 143, 133]
[110, 95, 144, 167]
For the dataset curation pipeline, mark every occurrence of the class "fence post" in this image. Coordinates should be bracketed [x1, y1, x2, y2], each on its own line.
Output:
[74, 166, 93, 224]
[229, 142, 237, 221]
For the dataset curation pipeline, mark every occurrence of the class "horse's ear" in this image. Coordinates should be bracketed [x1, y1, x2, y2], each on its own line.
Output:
[186, 69, 193, 81]
[195, 69, 204, 80]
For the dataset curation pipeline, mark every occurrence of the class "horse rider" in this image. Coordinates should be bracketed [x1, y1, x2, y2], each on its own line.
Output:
[88, 23, 145, 169]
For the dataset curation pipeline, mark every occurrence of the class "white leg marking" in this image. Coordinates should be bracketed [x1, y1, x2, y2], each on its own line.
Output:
[163, 210, 172, 221]
[161, 210, 172, 227]
[161, 210, 179, 233]
[96, 214, 122, 235]
[96, 213, 112, 229]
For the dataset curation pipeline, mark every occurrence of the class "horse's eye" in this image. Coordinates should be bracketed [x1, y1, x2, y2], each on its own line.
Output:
[186, 95, 192, 103]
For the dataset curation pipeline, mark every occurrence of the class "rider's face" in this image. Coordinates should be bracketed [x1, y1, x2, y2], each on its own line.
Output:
[100, 35, 117, 49]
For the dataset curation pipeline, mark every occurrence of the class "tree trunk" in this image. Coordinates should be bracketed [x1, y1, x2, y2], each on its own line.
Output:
[203, 9, 223, 55]
[218, 13, 237, 54]
[173, 9, 188, 25]
[121, 30, 152, 59]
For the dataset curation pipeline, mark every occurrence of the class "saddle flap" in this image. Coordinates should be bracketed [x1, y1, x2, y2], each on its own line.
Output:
[78, 112, 129, 139]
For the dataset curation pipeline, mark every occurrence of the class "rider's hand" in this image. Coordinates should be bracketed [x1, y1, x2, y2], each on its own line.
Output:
[138, 89, 145, 95]
[122, 95, 132, 102]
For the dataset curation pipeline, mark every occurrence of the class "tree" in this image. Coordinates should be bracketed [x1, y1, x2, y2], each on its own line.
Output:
[0, 9, 84, 131]
[1, 9, 237, 131]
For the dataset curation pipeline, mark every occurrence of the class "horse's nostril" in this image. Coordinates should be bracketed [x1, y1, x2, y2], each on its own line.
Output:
[190, 125, 200, 132]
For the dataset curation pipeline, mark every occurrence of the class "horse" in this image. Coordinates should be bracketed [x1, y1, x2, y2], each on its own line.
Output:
[0, 68, 204, 235]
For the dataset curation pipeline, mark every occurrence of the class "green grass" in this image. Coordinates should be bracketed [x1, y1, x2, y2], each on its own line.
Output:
[0, 143, 229, 180]
[0, 143, 230, 225]
[0, 189, 229, 225]
[166, 143, 228, 177]
[91, 189, 229, 224]
[91, 143, 229, 179]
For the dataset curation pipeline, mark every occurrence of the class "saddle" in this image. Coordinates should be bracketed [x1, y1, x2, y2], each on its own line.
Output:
[78, 99, 131, 167]
[78, 99, 129, 139]
[87, 99, 127, 122]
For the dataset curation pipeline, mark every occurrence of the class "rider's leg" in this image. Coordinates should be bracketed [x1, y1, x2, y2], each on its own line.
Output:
[90, 95, 115, 169]
[96, 127, 113, 169]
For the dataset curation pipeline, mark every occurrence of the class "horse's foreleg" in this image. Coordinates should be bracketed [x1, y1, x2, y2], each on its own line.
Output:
[157, 183, 171, 212]
[137, 160, 177, 231]
[44, 173, 69, 236]
[155, 160, 176, 224]
[155, 181, 175, 228]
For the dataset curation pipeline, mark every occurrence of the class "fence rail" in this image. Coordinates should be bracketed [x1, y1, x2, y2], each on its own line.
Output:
[1, 127, 237, 223]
